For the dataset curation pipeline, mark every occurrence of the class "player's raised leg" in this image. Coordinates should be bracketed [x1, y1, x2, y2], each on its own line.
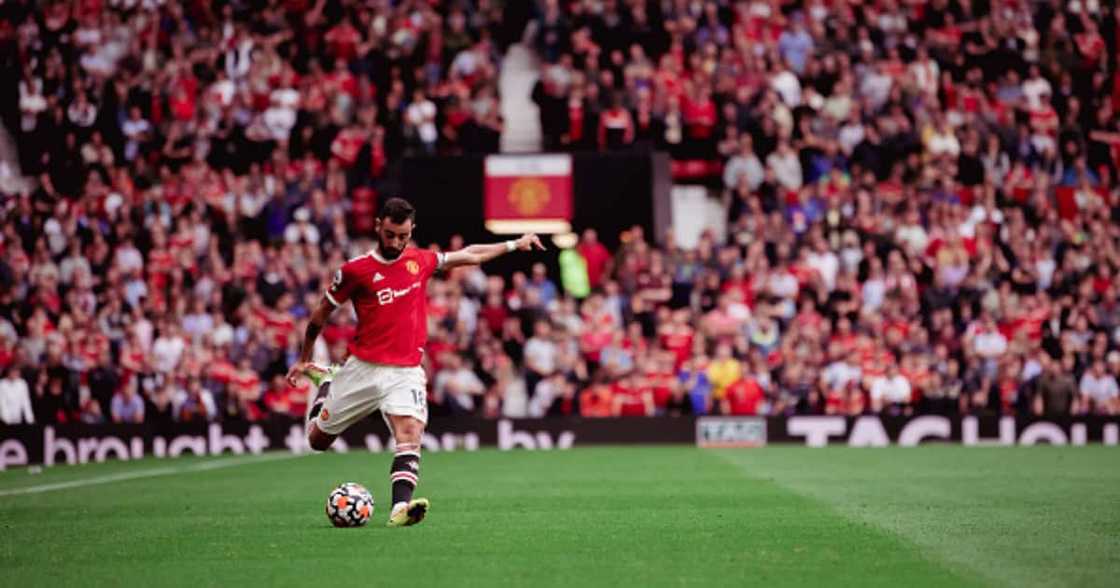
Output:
[302, 364, 330, 420]
[303, 359, 382, 452]
[288, 294, 342, 451]
[293, 363, 337, 451]
[306, 421, 337, 452]
[386, 414, 429, 527]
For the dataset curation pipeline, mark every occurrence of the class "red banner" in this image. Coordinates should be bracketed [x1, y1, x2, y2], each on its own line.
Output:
[484, 155, 573, 234]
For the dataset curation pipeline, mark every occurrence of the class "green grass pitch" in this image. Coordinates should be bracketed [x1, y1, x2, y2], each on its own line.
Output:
[1, 446, 1118, 587]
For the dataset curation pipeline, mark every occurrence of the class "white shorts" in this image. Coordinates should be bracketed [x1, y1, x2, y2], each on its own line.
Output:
[315, 357, 429, 435]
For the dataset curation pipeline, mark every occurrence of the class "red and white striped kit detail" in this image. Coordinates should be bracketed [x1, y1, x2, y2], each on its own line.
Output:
[395, 443, 421, 455]
[392, 443, 421, 487]
[391, 471, 419, 486]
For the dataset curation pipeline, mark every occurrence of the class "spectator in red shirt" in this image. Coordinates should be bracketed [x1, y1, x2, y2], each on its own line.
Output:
[598, 92, 635, 151]
[723, 376, 765, 416]
[613, 374, 655, 417]
[325, 19, 362, 63]
[681, 86, 717, 158]
[263, 375, 309, 420]
[577, 228, 612, 289]
[580, 382, 615, 418]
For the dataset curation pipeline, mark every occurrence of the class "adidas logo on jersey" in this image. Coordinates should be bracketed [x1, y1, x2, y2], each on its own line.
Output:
[372, 272, 385, 283]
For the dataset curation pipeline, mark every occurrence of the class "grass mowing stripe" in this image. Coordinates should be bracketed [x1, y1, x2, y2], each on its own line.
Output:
[702, 448, 984, 588]
[717, 447, 1120, 588]
[0, 453, 304, 497]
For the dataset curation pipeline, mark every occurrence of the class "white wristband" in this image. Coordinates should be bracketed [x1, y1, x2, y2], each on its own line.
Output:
[505, 240, 516, 252]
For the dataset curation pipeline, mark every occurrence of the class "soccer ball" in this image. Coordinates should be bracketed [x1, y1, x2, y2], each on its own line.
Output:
[326, 482, 375, 528]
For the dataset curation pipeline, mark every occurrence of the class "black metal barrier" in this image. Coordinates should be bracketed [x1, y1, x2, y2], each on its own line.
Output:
[1, 416, 1117, 469]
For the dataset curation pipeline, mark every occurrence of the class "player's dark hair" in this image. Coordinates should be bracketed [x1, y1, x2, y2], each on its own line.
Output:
[379, 197, 416, 224]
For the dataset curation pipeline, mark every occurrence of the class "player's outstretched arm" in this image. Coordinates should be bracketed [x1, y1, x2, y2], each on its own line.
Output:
[285, 296, 336, 386]
[442, 233, 545, 269]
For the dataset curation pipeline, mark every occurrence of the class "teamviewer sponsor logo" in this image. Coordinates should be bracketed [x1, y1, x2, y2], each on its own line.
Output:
[696, 417, 767, 448]
[375, 282, 420, 305]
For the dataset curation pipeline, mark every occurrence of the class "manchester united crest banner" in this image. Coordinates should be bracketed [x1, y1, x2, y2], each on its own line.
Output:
[483, 154, 573, 234]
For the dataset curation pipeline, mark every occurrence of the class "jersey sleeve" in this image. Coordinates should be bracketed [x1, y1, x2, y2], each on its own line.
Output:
[420, 249, 445, 278]
[325, 263, 359, 307]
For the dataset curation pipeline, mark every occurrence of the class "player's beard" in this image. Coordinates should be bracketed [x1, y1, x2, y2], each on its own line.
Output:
[378, 237, 403, 260]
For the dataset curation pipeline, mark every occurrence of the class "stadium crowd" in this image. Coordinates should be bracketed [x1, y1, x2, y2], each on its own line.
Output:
[2, 0, 1120, 426]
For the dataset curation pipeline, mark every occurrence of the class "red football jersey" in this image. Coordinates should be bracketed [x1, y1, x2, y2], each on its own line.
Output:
[326, 247, 444, 367]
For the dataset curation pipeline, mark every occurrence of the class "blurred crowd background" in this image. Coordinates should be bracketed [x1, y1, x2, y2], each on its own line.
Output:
[0, 0, 1118, 427]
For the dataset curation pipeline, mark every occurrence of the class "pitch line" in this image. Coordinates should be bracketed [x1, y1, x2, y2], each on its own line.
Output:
[0, 452, 305, 497]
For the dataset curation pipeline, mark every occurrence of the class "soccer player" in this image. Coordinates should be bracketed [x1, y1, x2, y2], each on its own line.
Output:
[286, 198, 544, 527]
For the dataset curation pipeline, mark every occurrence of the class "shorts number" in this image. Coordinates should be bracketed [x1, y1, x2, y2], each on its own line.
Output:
[412, 389, 427, 410]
